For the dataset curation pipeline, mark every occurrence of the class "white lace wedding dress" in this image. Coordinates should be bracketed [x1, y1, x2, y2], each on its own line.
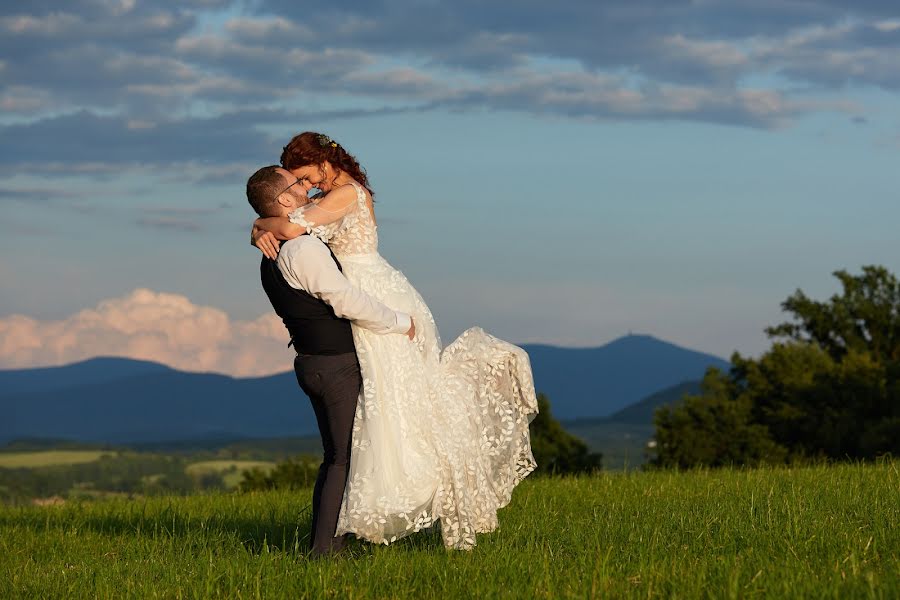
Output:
[289, 182, 538, 549]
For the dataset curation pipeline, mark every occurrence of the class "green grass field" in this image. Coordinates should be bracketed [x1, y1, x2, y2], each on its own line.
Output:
[1, 462, 897, 599]
[0, 450, 116, 468]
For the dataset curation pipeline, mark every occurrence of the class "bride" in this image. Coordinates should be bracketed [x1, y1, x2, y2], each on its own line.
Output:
[252, 132, 538, 549]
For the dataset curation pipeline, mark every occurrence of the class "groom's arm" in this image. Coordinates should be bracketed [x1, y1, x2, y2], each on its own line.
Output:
[277, 238, 412, 335]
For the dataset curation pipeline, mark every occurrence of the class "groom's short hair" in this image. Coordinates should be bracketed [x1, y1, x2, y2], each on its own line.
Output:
[246, 165, 284, 217]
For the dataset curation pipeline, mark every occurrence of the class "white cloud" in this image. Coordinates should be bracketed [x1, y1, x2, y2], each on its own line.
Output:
[0, 289, 294, 377]
[0, 85, 56, 113]
[0, 13, 81, 35]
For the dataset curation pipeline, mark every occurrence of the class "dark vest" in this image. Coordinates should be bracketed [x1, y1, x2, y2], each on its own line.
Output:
[260, 247, 355, 355]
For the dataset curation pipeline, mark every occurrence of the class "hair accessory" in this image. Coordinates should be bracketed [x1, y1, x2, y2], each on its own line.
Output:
[317, 134, 338, 148]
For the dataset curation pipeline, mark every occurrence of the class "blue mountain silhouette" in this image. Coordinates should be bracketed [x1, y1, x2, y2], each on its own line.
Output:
[0, 335, 729, 444]
[526, 334, 727, 419]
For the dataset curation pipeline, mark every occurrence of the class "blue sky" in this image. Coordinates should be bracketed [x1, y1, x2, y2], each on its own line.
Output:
[1, 0, 899, 375]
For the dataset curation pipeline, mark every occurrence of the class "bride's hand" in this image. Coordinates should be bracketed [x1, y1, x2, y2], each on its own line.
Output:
[251, 224, 280, 260]
[406, 317, 416, 341]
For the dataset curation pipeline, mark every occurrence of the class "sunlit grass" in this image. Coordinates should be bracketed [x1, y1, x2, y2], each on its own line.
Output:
[0, 450, 115, 468]
[1, 462, 897, 599]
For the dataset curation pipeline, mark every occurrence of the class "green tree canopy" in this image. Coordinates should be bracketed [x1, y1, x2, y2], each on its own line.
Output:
[651, 266, 900, 468]
[239, 456, 320, 493]
[766, 265, 900, 363]
[529, 393, 602, 475]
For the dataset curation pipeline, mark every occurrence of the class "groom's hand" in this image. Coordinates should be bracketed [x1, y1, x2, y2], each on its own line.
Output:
[251, 225, 280, 260]
[407, 317, 416, 341]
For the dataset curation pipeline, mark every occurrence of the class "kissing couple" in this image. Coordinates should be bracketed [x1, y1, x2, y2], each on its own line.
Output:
[246, 132, 538, 555]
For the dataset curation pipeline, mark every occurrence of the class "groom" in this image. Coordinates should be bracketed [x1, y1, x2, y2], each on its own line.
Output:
[246, 165, 414, 556]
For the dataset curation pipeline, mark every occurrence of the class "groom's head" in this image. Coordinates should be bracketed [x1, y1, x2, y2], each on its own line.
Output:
[246, 165, 311, 217]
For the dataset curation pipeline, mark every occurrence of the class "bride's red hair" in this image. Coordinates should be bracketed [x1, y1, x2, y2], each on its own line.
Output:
[280, 132, 375, 199]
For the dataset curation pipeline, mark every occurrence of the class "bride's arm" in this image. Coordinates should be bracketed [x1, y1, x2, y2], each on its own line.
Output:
[253, 216, 304, 241]
[252, 184, 359, 256]
[282, 183, 359, 234]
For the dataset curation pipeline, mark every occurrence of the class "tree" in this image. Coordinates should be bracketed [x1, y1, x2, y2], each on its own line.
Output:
[651, 368, 786, 469]
[651, 266, 900, 468]
[238, 456, 320, 492]
[766, 266, 900, 363]
[529, 393, 602, 474]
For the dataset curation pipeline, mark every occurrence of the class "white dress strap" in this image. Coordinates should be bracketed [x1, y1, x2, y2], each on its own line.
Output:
[349, 181, 367, 207]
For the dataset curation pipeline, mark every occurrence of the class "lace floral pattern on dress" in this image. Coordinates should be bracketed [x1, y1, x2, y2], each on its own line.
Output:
[286, 207, 341, 243]
[288, 185, 368, 243]
[328, 183, 378, 256]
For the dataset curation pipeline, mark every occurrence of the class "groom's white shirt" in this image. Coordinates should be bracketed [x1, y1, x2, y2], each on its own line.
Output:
[276, 236, 412, 335]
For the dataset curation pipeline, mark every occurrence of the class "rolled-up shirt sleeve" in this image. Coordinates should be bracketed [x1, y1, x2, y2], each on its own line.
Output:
[276, 238, 411, 335]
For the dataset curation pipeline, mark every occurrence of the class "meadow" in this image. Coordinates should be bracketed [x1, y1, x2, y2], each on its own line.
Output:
[0, 450, 116, 469]
[0, 448, 289, 503]
[1, 461, 897, 599]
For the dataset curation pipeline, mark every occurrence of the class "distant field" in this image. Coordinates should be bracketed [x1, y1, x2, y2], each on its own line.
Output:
[0, 450, 115, 468]
[186, 460, 277, 488]
[565, 421, 654, 470]
[1, 462, 896, 598]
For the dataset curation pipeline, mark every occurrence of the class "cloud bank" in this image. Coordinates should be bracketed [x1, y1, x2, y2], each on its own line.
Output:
[0, 289, 294, 377]
[1, 0, 894, 177]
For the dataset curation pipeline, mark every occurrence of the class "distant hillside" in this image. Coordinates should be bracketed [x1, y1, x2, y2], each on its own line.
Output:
[0, 367, 316, 444]
[561, 380, 704, 469]
[0, 357, 172, 396]
[525, 334, 728, 419]
[0, 335, 729, 445]
[596, 380, 702, 425]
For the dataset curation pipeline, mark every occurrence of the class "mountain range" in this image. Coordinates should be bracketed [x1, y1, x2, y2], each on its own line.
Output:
[0, 334, 729, 445]
[526, 335, 727, 419]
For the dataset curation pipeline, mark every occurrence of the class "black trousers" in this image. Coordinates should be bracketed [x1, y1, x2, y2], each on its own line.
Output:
[293, 351, 362, 556]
